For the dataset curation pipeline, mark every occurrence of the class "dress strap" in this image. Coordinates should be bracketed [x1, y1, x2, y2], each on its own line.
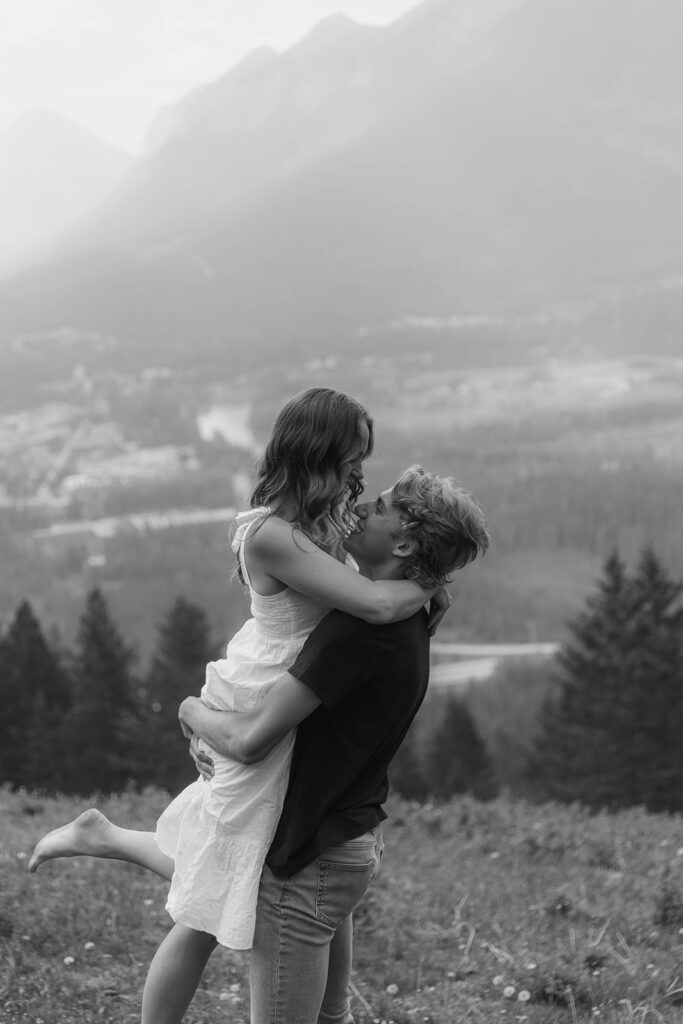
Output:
[345, 552, 360, 574]
[231, 507, 271, 590]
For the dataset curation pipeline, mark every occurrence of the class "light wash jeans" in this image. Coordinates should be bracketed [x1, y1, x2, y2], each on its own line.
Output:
[249, 826, 384, 1024]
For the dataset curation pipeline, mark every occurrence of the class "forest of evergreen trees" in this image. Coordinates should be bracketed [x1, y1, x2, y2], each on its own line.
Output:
[1, 545, 681, 810]
[531, 547, 683, 812]
[0, 591, 212, 797]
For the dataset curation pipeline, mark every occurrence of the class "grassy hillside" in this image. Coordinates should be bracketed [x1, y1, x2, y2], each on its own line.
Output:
[3, 788, 683, 1022]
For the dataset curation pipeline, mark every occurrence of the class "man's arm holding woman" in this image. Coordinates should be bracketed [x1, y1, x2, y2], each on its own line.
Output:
[179, 675, 320, 767]
[181, 586, 450, 772]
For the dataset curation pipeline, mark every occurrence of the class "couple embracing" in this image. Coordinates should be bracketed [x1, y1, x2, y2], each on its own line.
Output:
[31, 386, 489, 1023]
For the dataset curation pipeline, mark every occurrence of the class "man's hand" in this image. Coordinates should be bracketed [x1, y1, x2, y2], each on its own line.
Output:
[178, 696, 203, 739]
[427, 586, 452, 636]
[176, 674, 321, 765]
[189, 734, 215, 781]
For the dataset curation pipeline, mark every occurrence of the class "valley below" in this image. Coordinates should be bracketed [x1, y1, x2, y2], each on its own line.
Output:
[1, 328, 681, 664]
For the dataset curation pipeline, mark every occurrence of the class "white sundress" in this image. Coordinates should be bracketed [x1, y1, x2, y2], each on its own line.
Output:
[155, 507, 328, 949]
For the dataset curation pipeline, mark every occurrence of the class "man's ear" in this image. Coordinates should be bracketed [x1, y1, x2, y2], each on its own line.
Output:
[391, 538, 415, 560]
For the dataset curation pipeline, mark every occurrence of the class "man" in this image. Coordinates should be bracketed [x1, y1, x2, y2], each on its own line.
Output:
[179, 464, 489, 1023]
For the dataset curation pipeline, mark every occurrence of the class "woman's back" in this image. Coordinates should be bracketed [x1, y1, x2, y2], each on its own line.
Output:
[201, 507, 328, 713]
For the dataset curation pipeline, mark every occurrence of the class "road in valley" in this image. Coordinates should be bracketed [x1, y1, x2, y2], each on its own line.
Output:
[429, 642, 560, 687]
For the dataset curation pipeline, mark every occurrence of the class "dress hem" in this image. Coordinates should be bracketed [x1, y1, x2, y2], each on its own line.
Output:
[165, 904, 254, 951]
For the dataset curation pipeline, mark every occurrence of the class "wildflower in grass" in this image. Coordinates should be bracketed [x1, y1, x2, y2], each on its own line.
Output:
[493, 975, 505, 986]
[386, 983, 399, 994]
[525, 962, 537, 970]
[490, 851, 500, 859]
[230, 982, 241, 992]
[503, 985, 516, 998]
[16, 851, 27, 860]
[84, 941, 95, 950]
[219, 993, 229, 1001]
[517, 990, 530, 1002]
[63, 956, 75, 966]
[143, 898, 154, 906]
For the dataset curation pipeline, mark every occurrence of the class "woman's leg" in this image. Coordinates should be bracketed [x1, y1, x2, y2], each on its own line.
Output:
[28, 808, 174, 880]
[31, 815, 216, 1021]
[141, 923, 217, 1024]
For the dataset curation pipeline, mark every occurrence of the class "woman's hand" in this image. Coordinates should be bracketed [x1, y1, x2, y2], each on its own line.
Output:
[427, 586, 452, 636]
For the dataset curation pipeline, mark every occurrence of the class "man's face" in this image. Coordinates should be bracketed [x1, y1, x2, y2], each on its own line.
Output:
[344, 487, 406, 567]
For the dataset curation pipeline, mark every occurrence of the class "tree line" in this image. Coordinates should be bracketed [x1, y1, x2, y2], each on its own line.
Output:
[389, 546, 683, 811]
[0, 591, 212, 796]
[1, 545, 682, 811]
[531, 546, 683, 812]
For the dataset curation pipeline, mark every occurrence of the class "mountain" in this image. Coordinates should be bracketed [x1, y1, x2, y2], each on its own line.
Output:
[1, 0, 683, 347]
[0, 110, 131, 278]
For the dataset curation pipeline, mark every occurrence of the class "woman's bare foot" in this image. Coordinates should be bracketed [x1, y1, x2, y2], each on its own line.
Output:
[29, 808, 113, 873]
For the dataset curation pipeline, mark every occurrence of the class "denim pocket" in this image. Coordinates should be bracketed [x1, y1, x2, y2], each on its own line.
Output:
[315, 837, 381, 928]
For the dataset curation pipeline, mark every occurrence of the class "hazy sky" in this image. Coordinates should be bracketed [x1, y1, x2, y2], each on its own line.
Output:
[0, 0, 421, 153]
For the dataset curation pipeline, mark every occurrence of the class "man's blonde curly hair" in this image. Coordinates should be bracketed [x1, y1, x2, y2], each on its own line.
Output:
[391, 465, 489, 587]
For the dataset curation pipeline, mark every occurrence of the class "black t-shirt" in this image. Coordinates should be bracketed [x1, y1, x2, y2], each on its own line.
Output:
[265, 607, 430, 878]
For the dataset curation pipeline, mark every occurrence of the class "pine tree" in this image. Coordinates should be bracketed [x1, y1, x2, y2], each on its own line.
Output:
[531, 551, 632, 806]
[623, 547, 683, 811]
[25, 691, 66, 793]
[66, 588, 139, 794]
[143, 597, 213, 793]
[422, 696, 497, 801]
[531, 549, 683, 811]
[0, 601, 72, 789]
[0, 626, 18, 784]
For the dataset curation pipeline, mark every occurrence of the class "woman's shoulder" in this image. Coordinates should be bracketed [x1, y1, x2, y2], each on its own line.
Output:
[244, 513, 318, 557]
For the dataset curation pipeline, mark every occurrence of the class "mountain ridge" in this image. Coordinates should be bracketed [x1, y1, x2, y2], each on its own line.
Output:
[1, 0, 682, 348]
[0, 109, 131, 278]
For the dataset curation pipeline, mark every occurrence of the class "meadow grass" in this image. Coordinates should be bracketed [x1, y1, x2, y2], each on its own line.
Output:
[2, 787, 683, 1023]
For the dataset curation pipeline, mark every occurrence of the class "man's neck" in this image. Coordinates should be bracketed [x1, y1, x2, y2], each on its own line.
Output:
[353, 556, 406, 581]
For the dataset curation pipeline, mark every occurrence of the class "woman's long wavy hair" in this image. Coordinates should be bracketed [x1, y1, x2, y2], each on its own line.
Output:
[250, 388, 374, 550]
